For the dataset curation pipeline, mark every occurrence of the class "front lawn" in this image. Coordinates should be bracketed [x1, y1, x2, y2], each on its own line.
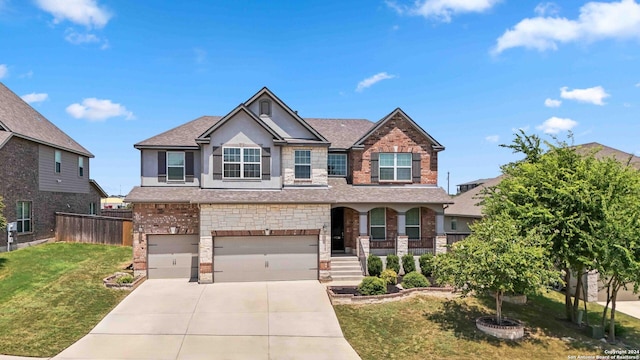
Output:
[0, 242, 132, 357]
[334, 291, 640, 360]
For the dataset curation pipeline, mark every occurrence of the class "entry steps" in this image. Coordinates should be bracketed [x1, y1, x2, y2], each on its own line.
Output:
[330, 256, 364, 282]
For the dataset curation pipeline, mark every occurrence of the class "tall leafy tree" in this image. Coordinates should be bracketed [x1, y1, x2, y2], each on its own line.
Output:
[435, 215, 559, 325]
[483, 131, 600, 322]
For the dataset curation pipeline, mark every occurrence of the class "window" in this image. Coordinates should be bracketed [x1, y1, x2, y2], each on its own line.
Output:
[451, 217, 457, 231]
[259, 100, 271, 116]
[78, 157, 84, 177]
[294, 150, 311, 179]
[16, 201, 31, 233]
[167, 152, 185, 181]
[406, 208, 421, 240]
[55, 150, 61, 173]
[328, 154, 347, 176]
[223, 147, 261, 179]
[369, 208, 386, 240]
[379, 153, 412, 181]
[89, 202, 96, 215]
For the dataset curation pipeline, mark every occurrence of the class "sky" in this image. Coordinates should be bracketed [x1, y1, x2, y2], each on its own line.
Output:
[1, 0, 639, 196]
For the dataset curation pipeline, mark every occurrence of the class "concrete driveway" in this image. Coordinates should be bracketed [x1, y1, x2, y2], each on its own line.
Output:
[53, 280, 360, 360]
[598, 301, 640, 320]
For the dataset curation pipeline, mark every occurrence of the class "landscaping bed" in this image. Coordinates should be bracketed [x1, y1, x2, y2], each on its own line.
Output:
[328, 284, 456, 304]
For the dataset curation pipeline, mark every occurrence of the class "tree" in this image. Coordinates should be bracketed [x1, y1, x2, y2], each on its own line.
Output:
[483, 132, 601, 323]
[591, 158, 640, 342]
[0, 196, 5, 231]
[435, 215, 559, 325]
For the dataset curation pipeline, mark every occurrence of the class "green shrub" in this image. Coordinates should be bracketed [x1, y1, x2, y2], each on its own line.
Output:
[115, 274, 134, 284]
[419, 253, 435, 276]
[385, 254, 400, 273]
[401, 271, 430, 289]
[357, 276, 387, 296]
[380, 269, 398, 285]
[367, 254, 383, 277]
[402, 253, 416, 273]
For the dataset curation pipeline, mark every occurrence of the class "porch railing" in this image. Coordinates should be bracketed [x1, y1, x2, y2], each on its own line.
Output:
[358, 237, 367, 276]
[369, 238, 396, 256]
[446, 233, 470, 245]
[408, 237, 435, 256]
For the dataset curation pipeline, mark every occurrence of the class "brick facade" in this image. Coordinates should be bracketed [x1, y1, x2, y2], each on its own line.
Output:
[350, 113, 438, 185]
[132, 203, 199, 276]
[0, 137, 100, 248]
[343, 207, 359, 251]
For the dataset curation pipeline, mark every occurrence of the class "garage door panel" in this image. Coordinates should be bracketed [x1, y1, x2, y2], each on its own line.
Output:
[213, 235, 318, 283]
[147, 235, 199, 280]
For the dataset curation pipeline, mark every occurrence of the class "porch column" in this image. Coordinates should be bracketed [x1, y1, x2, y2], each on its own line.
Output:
[396, 211, 408, 259]
[435, 211, 447, 254]
[396, 212, 406, 236]
[359, 212, 368, 236]
[436, 212, 445, 235]
[199, 235, 213, 284]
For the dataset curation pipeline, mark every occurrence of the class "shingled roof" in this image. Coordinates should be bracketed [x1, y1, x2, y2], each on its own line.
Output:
[305, 118, 374, 150]
[576, 142, 640, 169]
[135, 116, 222, 149]
[445, 176, 503, 218]
[0, 82, 93, 156]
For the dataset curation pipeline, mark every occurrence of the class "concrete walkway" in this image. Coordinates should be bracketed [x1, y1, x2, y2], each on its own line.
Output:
[597, 300, 640, 320]
[52, 279, 360, 360]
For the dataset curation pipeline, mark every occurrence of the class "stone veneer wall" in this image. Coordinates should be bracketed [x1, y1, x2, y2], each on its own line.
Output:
[0, 137, 100, 247]
[132, 203, 199, 277]
[199, 203, 331, 282]
[350, 113, 438, 185]
[281, 146, 328, 186]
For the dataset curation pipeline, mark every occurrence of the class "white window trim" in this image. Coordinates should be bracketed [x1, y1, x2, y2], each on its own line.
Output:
[328, 153, 347, 177]
[78, 157, 84, 177]
[222, 147, 262, 179]
[379, 153, 412, 181]
[17, 201, 31, 234]
[167, 151, 186, 182]
[369, 208, 386, 241]
[406, 208, 421, 240]
[294, 150, 312, 180]
[55, 150, 61, 174]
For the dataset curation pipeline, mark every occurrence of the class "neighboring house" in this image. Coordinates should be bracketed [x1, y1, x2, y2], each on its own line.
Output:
[446, 142, 640, 301]
[126, 87, 452, 283]
[0, 82, 106, 250]
[456, 178, 491, 194]
[101, 195, 128, 209]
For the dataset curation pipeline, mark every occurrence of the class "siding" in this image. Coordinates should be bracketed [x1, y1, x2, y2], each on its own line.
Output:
[38, 144, 90, 193]
[246, 94, 317, 139]
[141, 149, 201, 187]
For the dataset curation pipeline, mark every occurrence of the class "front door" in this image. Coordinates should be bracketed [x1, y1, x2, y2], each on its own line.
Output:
[331, 207, 345, 253]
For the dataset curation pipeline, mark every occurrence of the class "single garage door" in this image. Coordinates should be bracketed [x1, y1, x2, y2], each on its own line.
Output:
[214, 235, 318, 282]
[148, 235, 199, 280]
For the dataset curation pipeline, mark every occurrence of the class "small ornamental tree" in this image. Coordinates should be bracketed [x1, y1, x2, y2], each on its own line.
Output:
[435, 215, 560, 325]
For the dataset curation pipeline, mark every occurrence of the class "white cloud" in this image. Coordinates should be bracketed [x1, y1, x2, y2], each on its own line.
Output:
[386, 0, 501, 22]
[21, 93, 49, 104]
[66, 98, 134, 121]
[560, 86, 610, 105]
[64, 29, 100, 44]
[534, 2, 560, 17]
[194, 48, 207, 64]
[485, 135, 500, 142]
[0, 64, 7, 79]
[536, 117, 578, 134]
[19, 70, 34, 79]
[356, 72, 396, 92]
[35, 0, 111, 28]
[493, 0, 640, 54]
[544, 98, 562, 107]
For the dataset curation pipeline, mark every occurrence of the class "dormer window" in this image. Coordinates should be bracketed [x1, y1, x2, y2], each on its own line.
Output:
[259, 100, 271, 116]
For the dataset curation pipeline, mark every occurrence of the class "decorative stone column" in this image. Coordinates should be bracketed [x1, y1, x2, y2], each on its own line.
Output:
[357, 235, 370, 275]
[132, 231, 147, 278]
[319, 230, 331, 281]
[584, 270, 599, 302]
[396, 236, 408, 257]
[199, 235, 213, 284]
[359, 212, 368, 236]
[435, 235, 447, 254]
[436, 212, 445, 235]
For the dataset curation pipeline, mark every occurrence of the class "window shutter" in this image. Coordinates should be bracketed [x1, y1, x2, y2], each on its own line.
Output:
[412, 152, 421, 183]
[157, 151, 167, 183]
[212, 147, 222, 180]
[370, 152, 379, 183]
[261, 147, 271, 180]
[185, 152, 195, 183]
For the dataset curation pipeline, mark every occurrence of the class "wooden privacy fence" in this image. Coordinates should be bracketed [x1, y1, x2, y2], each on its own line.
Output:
[100, 209, 133, 219]
[55, 212, 133, 246]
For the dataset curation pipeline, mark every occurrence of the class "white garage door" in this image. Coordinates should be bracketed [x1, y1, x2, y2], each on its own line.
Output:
[148, 235, 199, 280]
[213, 235, 318, 282]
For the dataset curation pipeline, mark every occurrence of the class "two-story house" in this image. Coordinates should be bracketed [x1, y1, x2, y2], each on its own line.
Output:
[126, 87, 452, 283]
[0, 82, 107, 251]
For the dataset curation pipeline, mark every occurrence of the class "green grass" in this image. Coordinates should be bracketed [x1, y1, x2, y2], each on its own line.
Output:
[334, 291, 640, 360]
[0, 242, 132, 357]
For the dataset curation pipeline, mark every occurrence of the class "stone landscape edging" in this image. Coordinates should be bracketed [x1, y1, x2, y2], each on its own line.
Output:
[103, 273, 146, 290]
[327, 286, 457, 305]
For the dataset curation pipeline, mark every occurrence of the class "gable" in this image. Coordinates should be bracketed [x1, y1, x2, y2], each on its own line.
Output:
[354, 108, 444, 152]
[208, 110, 279, 147]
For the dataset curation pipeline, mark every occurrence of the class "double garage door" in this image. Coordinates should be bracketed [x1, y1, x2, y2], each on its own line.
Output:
[214, 235, 318, 282]
[147, 234, 318, 282]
